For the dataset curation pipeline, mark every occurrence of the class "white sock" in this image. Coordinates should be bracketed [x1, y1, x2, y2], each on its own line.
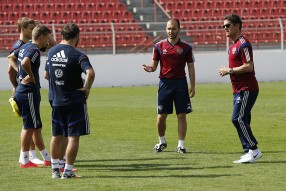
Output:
[51, 158, 60, 169]
[64, 164, 73, 173]
[20, 151, 29, 164]
[29, 150, 37, 159]
[40, 149, 51, 161]
[250, 149, 259, 154]
[159, 136, 166, 144]
[178, 140, 184, 148]
[59, 159, 65, 168]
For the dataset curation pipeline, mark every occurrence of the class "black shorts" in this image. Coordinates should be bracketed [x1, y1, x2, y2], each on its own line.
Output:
[52, 103, 90, 137]
[14, 88, 42, 129]
[157, 78, 192, 114]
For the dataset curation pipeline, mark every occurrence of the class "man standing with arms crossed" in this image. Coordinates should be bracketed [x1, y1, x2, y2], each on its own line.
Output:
[47, 22, 95, 178]
[7, 24, 53, 168]
[219, 14, 262, 163]
[143, 18, 195, 154]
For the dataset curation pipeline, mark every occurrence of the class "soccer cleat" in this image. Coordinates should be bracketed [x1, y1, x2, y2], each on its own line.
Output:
[154, 142, 167, 153]
[30, 158, 44, 165]
[233, 149, 262, 164]
[177, 147, 187, 154]
[44, 160, 51, 166]
[61, 172, 82, 179]
[52, 169, 61, 179]
[60, 167, 77, 173]
[20, 161, 39, 168]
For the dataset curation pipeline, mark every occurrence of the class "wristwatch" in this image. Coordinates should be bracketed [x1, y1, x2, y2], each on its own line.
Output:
[229, 68, 234, 75]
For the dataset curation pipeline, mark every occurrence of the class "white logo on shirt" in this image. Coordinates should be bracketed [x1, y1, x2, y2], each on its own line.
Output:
[177, 47, 183, 54]
[51, 50, 68, 62]
[19, 49, 25, 57]
[232, 47, 236, 54]
[55, 68, 63, 78]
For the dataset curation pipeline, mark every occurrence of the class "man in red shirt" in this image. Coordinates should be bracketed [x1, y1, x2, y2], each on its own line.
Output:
[143, 18, 195, 154]
[219, 14, 262, 163]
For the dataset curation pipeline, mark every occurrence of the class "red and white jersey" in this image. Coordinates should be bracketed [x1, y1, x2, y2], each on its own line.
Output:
[228, 36, 259, 93]
[152, 38, 195, 79]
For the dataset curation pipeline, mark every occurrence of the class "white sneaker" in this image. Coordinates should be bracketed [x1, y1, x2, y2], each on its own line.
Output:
[240, 153, 248, 159]
[233, 149, 262, 164]
[30, 157, 44, 165]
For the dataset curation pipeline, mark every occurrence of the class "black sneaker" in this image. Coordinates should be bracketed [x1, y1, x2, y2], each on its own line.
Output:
[154, 142, 167, 153]
[52, 168, 60, 179]
[177, 147, 187, 154]
[61, 172, 82, 179]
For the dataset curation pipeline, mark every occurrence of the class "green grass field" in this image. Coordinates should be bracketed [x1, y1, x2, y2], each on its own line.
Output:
[0, 82, 285, 191]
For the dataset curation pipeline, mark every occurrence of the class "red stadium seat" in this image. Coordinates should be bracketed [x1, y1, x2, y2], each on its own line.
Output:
[13, 4, 23, 13]
[9, 12, 19, 23]
[194, 1, 204, 9]
[205, 1, 214, 9]
[202, 9, 211, 18]
[54, 3, 64, 12]
[81, 11, 92, 23]
[0, 12, 9, 22]
[72, 11, 82, 23]
[215, 1, 224, 9]
[30, 12, 39, 20]
[2, 4, 13, 12]
[176, 2, 184, 10]
[34, 4, 44, 12]
[252, 0, 262, 8]
[184, 2, 194, 10]
[76, 3, 86, 12]
[165, 2, 174, 12]
[173, 10, 184, 19]
[51, 12, 60, 22]
[45, 4, 56, 12]
[61, 12, 72, 23]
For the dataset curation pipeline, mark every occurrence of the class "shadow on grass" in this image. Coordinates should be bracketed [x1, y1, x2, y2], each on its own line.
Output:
[77, 157, 188, 163]
[83, 174, 241, 179]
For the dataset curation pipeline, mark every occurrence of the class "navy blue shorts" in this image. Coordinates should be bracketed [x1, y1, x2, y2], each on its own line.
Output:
[52, 103, 90, 137]
[157, 78, 192, 114]
[14, 88, 42, 129]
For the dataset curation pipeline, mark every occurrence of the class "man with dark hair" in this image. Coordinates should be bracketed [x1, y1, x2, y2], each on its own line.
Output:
[47, 22, 95, 178]
[143, 18, 196, 154]
[7, 24, 53, 168]
[219, 14, 262, 163]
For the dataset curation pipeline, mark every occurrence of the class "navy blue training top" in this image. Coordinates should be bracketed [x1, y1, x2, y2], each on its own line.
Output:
[14, 42, 41, 91]
[46, 44, 93, 106]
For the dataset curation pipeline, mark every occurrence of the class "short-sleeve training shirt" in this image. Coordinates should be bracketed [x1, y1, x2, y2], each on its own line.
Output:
[152, 39, 195, 79]
[228, 36, 258, 93]
[10, 39, 26, 53]
[13, 42, 41, 90]
[46, 44, 93, 106]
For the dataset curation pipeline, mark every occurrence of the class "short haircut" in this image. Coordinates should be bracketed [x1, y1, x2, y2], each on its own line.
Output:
[223, 14, 242, 30]
[61, 22, 80, 40]
[17, 17, 36, 33]
[32, 24, 51, 40]
[167, 18, 181, 29]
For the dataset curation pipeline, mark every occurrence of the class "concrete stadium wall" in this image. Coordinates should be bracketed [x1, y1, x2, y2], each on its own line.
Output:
[0, 50, 285, 90]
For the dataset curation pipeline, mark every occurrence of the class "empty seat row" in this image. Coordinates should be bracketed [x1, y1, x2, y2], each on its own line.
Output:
[3, 0, 120, 4]
[0, 11, 133, 24]
[1, 3, 126, 13]
[172, 8, 286, 20]
[0, 33, 153, 50]
[161, 0, 286, 10]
